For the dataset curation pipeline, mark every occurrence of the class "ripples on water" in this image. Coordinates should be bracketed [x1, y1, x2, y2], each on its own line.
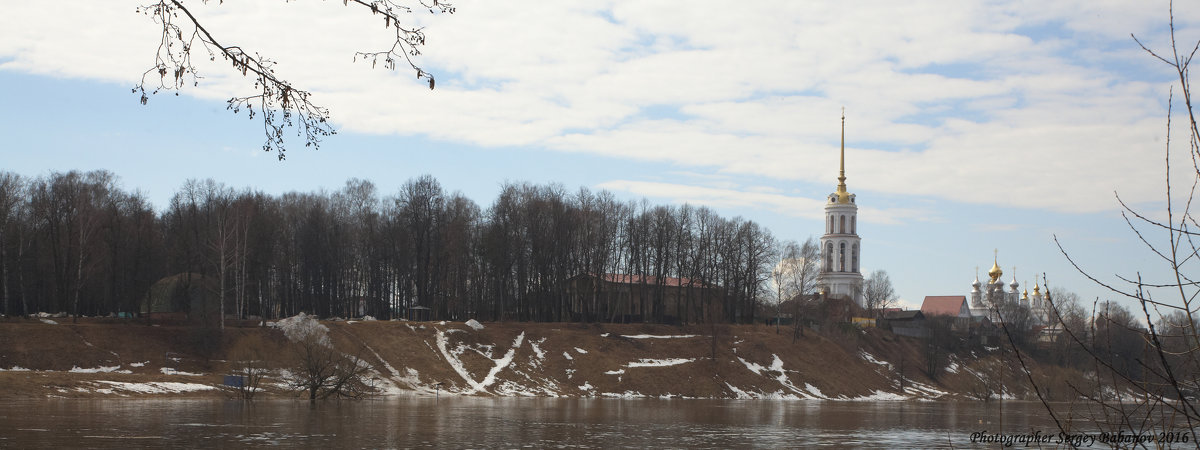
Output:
[0, 397, 1064, 448]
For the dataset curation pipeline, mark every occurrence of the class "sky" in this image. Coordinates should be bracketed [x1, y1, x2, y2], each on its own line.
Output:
[2, 1, 1199, 314]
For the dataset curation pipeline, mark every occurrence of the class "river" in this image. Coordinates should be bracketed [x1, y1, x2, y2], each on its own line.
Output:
[0, 397, 1093, 448]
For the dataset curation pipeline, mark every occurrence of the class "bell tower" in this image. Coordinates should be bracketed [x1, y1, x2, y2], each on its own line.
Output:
[817, 110, 864, 307]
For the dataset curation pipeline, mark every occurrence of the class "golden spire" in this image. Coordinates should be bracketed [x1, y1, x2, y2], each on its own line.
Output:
[988, 249, 1003, 282]
[835, 108, 850, 203]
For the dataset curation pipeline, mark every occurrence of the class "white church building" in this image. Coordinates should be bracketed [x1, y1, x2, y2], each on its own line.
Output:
[969, 253, 1052, 326]
[816, 113, 865, 307]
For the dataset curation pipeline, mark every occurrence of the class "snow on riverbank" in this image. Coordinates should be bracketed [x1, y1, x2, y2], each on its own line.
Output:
[92, 381, 216, 395]
[160, 368, 202, 376]
[626, 358, 694, 368]
[70, 366, 130, 374]
[734, 354, 825, 400]
[436, 329, 525, 395]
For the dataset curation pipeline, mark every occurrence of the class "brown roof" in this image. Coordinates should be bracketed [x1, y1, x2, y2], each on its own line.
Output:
[884, 310, 925, 321]
[921, 295, 969, 317]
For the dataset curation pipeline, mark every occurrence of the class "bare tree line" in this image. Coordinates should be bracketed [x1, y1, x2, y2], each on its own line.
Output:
[0, 171, 778, 324]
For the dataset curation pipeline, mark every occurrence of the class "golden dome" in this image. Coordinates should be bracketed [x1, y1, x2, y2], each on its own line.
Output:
[1022, 288, 1029, 300]
[988, 260, 1003, 281]
[1033, 282, 1040, 296]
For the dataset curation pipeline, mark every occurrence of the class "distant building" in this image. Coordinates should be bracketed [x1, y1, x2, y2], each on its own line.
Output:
[882, 310, 927, 338]
[816, 113, 864, 307]
[921, 295, 972, 331]
[921, 296, 970, 318]
[565, 273, 718, 323]
[968, 251, 1051, 326]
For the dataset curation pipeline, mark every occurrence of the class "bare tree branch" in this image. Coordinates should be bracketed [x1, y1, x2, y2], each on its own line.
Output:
[135, 0, 453, 160]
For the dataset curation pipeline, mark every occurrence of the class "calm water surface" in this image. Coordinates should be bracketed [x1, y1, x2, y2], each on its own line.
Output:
[0, 397, 1065, 448]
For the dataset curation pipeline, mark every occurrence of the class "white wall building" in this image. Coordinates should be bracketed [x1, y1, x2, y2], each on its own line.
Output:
[969, 253, 1051, 326]
[817, 113, 864, 307]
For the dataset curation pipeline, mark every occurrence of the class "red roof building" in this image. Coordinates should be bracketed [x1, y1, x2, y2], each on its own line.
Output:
[565, 273, 720, 323]
[921, 295, 971, 318]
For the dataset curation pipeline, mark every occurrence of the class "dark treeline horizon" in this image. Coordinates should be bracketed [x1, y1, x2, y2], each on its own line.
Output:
[0, 169, 782, 324]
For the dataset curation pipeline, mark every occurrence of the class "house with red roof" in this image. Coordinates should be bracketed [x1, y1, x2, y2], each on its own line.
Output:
[921, 295, 975, 332]
[921, 295, 971, 318]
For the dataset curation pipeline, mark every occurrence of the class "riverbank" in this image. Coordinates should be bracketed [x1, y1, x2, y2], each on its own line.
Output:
[0, 317, 1068, 400]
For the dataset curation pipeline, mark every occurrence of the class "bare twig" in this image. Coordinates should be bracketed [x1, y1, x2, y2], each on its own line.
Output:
[135, 0, 453, 160]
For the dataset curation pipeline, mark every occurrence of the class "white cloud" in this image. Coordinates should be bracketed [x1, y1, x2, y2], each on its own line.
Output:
[2, 0, 1197, 214]
[595, 179, 933, 225]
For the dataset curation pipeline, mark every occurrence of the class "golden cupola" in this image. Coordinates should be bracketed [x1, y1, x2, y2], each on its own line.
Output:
[988, 256, 1003, 282]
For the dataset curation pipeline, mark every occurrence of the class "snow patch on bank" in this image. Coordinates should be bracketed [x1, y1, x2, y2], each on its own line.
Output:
[620, 334, 697, 339]
[805, 383, 825, 398]
[849, 390, 909, 401]
[160, 368, 202, 376]
[94, 381, 216, 395]
[275, 313, 331, 346]
[734, 354, 824, 400]
[859, 351, 891, 368]
[436, 329, 524, 394]
[626, 358, 694, 368]
[70, 365, 130, 374]
[600, 391, 647, 398]
[529, 338, 546, 363]
[357, 340, 419, 395]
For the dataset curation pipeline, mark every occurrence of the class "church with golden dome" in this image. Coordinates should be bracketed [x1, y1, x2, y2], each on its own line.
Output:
[969, 251, 1051, 325]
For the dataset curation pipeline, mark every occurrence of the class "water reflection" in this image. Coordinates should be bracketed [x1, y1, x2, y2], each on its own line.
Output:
[0, 397, 1065, 448]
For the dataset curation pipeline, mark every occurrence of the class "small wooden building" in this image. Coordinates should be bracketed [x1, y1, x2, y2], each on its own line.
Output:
[882, 309, 927, 338]
[406, 306, 432, 321]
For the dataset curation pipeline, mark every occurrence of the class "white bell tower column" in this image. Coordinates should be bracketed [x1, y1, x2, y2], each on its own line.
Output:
[817, 111, 864, 307]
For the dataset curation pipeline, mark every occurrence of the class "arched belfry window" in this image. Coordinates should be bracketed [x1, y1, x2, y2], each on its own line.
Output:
[829, 215, 834, 234]
[839, 242, 846, 272]
[851, 216, 856, 235]
[852, 243, 859, 272]
[839, 215, 846, 234]
[824, 242, 833, 271]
